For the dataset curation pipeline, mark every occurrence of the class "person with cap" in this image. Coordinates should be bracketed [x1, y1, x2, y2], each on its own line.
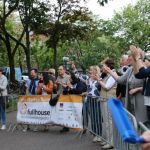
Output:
[130, 45, 150, 126]
[0, 67, 8, 130]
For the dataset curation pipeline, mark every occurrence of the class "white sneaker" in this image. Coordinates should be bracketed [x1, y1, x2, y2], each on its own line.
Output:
[22, 125, 29, 132]
[22, 128, 27, 132]
[92, 136, 102, 142]
[101, 144, 113, 149]
[100, 141, 107, 146]
[1, 125, 6, 130]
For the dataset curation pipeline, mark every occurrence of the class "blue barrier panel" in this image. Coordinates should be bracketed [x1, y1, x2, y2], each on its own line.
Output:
[107, 98, 145, 144]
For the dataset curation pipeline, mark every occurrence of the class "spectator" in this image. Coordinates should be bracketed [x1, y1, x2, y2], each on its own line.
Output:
[0, 67, 8, 130]
[73, 64, 102, 143]
[99, 59, 117, 99]
[56, 65, 70, 95]
[36, 72, 53, 95]
[130, 45, 150, 126]
[65, 73, 87, 95]
[23, 68, 39, 132]
[98, 59, 117, 149]
[26, 68, 39, 95]
[116, 55, 129, 103]
[104, 50, 147, 124]
[48, 68, 56, 82]
[73, 64, 101, 97]
[56, 65, 71, 133]
[119, 54, 129, 74]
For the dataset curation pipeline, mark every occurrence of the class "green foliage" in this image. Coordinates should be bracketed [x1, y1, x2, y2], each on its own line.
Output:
[0, 0, 149, 73]
[110, 0, 150, 51]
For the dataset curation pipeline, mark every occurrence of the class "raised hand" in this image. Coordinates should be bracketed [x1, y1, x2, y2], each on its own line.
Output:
[130, 45, 141, 60]
[141, 131, 150, 150]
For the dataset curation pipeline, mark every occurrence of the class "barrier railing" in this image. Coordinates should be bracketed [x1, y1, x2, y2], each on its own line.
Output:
[82, 96, 112, 145]
[82, 95, 148, 150]
[112, 110, 141, 150]
[6, 94, 17, 113]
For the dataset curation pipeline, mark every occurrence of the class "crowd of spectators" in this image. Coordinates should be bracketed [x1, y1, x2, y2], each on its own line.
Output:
[0, 45, 149, 149]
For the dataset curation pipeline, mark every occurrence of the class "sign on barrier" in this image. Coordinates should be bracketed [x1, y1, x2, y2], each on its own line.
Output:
[17, 95, 83, 129]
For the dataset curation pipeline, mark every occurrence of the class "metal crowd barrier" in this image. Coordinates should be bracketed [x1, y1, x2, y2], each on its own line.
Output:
[5, 94, 18, 132]
[82, 95, 112, 145]
[112, 110, 141, 150]
[82, 95, 148, 150]
[6, 94, 17, 113]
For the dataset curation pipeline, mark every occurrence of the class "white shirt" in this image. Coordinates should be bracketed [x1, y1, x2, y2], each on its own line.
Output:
[105, 76, 116, 90]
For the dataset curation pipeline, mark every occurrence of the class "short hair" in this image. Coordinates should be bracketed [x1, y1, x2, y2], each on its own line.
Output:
[48, 68, 55, 75]
[30, 68, 38, 73]
[104, 59, 115, 70]
[121, 55, 128, 60]
[93, 65, 100, 75]
[58, 65, 65, 70]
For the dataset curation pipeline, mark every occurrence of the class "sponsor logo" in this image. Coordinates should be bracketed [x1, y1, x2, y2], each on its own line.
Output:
[27, 109, 50, 116]
[20, 103, 50, 116]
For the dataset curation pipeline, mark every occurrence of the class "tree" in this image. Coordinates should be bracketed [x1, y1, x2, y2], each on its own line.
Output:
[0, 0, 25, 81]
[30, 0, 96, 70]
[106, 0, 150, 51]
[7, 0, 50, 74]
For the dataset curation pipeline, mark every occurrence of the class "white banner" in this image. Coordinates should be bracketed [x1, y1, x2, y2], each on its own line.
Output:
[17, 95, 83, 129]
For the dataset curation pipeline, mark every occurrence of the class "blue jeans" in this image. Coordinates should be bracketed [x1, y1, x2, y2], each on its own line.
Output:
[0, 96, 6, 125]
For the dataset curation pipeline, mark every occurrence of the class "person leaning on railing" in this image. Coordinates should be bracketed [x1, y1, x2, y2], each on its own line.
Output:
[23, 68, 39, 132]
[130, 45, 150, 126]
[72, 63, 102, 143]
[103, 50, 147, 124]
[36, 72, 53, 95]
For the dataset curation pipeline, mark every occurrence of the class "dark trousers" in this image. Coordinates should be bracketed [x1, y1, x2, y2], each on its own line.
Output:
[147, 106, 150, 126]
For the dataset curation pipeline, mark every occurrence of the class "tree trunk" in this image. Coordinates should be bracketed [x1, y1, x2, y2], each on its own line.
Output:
[53, 45, 57, 71]
[8, 54, 15, 82]
[25, 26, 31, 76]
[5, 37, 15, 82]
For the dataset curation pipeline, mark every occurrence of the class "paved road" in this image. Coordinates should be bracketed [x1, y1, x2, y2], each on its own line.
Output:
[0, 112, 102, 150]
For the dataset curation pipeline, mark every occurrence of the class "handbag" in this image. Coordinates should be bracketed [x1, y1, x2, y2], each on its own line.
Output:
[49, 94, 60, 106]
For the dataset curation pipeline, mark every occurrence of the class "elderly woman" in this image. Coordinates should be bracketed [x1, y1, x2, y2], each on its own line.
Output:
[130, 45, 150, 126]
[104, 48, 147, 123]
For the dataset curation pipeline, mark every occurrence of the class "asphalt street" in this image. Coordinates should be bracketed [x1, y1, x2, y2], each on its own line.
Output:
[0, 112, 102, 150]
